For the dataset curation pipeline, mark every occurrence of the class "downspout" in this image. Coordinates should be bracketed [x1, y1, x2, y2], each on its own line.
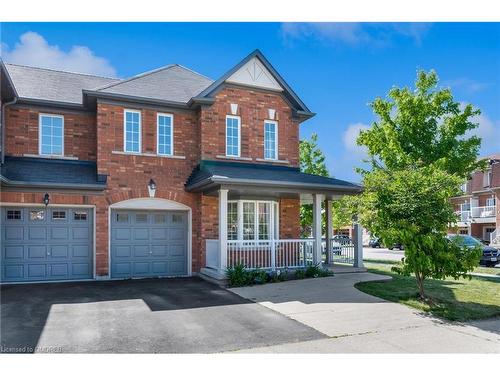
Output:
[1, 97, 17, 164]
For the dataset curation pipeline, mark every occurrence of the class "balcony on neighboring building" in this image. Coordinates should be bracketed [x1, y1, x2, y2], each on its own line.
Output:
[471, 205, 496, 218]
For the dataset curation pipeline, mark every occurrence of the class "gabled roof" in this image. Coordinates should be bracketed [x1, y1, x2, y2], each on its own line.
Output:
[1, 62, 120, 106]
[190, 49, 314, 118]
[0, 156, 106, 190]
[92, 64, 213, 104]
[185, 160, 361, 193]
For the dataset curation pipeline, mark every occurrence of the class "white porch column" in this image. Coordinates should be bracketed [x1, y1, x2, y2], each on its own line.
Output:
[312, 194, 324, 265]
[353, 220, 364, 268]
[219, 189, 228, 271]
[325, 199, 333, 264]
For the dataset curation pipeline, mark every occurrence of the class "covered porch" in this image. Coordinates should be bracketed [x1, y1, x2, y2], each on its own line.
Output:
[186, 160, 364, 278]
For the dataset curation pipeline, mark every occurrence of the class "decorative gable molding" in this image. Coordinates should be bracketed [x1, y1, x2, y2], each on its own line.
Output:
[226, 57, 283, 92]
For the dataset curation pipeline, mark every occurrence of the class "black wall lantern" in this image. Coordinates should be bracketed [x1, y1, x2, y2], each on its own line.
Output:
[148, 179, 157, 198]
[43, 193, 50, 206]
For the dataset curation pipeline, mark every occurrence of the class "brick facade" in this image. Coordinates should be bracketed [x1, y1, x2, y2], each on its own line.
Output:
[1, 88, 303, 277]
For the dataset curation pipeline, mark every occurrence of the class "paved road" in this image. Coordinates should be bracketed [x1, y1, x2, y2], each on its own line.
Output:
[0, 278, 322, 353]
[230, 273, 500, 353]
[363, 246, 404, 261]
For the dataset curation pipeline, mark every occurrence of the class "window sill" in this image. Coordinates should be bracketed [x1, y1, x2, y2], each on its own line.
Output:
[111, 151, 186, 159]
[255, 158, 290, 164]
[216, 155, 253, 161]
[24, 154, 78, 160]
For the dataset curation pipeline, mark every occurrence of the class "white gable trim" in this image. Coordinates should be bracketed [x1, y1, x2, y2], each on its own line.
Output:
[226, 57, 283, 92]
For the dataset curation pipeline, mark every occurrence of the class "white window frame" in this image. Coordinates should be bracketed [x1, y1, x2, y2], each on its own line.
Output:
[263, 120, 278, 160]
[225, 115, 241, 157]
[486, 196, 495, 207]
[156, 113, 174, 156]
[227, 199, 279, 242]
[39, 113, 64, 156]
[123, 109, 142, 153]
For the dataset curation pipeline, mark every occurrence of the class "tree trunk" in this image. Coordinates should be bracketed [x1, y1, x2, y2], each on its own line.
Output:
[415, 272, 426, 300]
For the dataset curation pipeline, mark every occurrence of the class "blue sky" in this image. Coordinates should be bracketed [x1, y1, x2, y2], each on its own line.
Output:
[1, 22, 499, 182]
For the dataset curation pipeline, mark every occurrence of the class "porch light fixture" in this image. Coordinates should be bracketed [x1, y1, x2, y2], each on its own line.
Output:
[148, 179, 157, 198]
[43, 193, 50, 206]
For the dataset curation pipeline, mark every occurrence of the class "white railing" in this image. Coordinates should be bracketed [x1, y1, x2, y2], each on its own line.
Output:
[471, 205, 496, 218]
[327, 238, 355, 264]
[227, 239, 315, 270]
[455, 210, 471, 222]
[490, 229, 500, 246]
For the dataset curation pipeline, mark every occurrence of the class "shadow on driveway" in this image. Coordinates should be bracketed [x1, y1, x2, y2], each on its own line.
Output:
[1, 277, 324, 353]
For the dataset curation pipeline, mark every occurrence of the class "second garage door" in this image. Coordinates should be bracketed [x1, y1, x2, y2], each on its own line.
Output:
[110, 210, 188, 279]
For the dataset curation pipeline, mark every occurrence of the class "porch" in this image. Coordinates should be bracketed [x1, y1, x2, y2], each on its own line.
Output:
[186, 160, 364, 279]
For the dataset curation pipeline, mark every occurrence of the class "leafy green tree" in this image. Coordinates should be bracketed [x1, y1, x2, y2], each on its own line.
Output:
[357, 70, 484, 300]
[299, 133, 329, 236]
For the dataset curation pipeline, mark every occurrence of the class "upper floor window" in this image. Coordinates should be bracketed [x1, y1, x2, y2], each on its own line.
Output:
[39, 114, 64, 156]
[124, 110, 141, 153]
[483, 168, 492, 187]
[226, 115, 240, 157]
[157, 113, 173, 156]
[264, 120, 278, 160]
[486, 197, 496, 207]
[460, 182, 467, 193]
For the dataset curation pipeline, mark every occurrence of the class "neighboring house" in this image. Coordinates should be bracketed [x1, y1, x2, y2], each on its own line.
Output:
[450, 154, 500, 245]
[0, 50, 361, 283]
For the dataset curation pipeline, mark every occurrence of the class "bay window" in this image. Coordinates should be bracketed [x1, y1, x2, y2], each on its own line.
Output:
[227, 200, 278, 241]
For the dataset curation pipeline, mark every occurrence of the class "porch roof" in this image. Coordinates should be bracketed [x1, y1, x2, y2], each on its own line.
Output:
[185, 160, 362, 198]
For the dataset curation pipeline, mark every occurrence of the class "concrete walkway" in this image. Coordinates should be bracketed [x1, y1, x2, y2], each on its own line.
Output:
[229, 273, 500, 353]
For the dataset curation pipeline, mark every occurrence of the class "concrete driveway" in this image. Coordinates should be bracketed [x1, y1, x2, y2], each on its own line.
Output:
[0, 278, 323, 353]
[230, 273, 500, 353]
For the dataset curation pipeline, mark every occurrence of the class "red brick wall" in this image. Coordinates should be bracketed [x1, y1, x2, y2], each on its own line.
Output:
[95, 101, 203, 274]
[200, 86, 300, 166]
[4, 105, 97, 160]
[279, 198, 301, 238]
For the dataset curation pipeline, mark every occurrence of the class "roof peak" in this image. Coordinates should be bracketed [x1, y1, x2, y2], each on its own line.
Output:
[2, 61, 120, 80]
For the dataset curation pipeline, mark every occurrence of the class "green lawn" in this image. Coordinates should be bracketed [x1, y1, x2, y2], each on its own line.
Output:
[355, 261, 500, 321]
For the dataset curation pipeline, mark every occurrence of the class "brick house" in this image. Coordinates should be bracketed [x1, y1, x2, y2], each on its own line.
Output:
[0, 50, 361, 283]
[450, 154, 500, 245]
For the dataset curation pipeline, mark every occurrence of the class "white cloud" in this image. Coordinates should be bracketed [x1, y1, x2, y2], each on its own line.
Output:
[342, 123, 370, 155]
[470, 113, 500, 155]
[443, 78, 492, 94]
[1, 32, 117, 77]
[281, 22, 432, 47]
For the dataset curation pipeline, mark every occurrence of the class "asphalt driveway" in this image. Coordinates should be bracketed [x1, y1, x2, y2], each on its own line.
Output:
[0, 277, 323, 353]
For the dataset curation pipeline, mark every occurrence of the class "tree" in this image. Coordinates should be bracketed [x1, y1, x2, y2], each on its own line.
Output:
[299, 133, 329, 236]
[356, 70, 484, 300]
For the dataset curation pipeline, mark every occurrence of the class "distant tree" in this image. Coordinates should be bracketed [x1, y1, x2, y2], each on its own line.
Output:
[299, 133, 329, 236]
[356, 70, 484, 300]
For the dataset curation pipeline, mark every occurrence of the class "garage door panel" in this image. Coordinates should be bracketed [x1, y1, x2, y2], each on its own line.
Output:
[111, 209, 187, 279]
[115, 228, 131, 240]
[1, 207, 93, 282]
[151, 228, 167, 240]
[4, 246, 24, 260]
[114, 246, 131, 258]
[28, 227, 47, 240]
[133, 262, 150, 275]
[4, 265, 24, 279]
[28, 246, 47, 260]
[51, 245, 69, 258]
[133, 245, 150, 257]
[27, 264, 47, 278]
[4, 226, 24, 241]
[134, 228, 149, 240]
[50, 264, 69, 277]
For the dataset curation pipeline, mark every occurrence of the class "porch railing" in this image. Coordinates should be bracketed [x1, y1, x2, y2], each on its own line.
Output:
[471, 205, 496, 218]
[227, 239, 315, 270]
[325, 237, 355, 265]
[490, 228, 500, 246]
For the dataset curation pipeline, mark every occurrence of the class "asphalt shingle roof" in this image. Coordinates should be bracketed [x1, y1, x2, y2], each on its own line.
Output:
[1, 156, 106, 189]
[96, 65, 213, 104]
[186, 160, 362, 192]
[3, 63, 120, 105]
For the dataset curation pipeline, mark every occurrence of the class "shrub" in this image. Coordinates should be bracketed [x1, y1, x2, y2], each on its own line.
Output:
[295, 269, 306, 279]
[305, 264, 332, 278]
[226, 263, 252, 287]
[250, 269, 268, 285]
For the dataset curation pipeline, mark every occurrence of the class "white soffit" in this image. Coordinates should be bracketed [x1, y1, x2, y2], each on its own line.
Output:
[226, 57, 283, 92]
